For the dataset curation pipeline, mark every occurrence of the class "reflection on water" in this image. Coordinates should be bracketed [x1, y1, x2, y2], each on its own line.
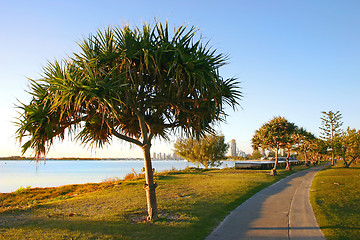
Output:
[0, 160, 235, 193]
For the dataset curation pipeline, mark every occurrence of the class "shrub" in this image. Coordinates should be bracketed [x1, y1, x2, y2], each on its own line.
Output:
[15, 186, 31, 194]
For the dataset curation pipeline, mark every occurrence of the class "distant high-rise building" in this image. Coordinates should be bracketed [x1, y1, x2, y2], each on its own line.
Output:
[279, 148, 285, 157]
[237, 150, 246, 158]
[230, 139, 237, 157]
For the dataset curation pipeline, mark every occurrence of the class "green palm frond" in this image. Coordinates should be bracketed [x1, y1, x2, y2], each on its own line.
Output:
[16, 20, 242, 157]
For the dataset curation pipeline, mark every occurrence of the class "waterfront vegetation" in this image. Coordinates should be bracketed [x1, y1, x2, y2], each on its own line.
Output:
[174, 134, 229, 168]
[0, 165, 308, 239]
[311, 160, 360, 240]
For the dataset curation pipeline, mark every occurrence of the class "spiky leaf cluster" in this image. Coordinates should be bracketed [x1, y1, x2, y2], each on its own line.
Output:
[15, 21, 241, 158]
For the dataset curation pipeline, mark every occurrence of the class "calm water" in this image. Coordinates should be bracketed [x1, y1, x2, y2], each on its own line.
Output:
[0, 160, 235, 193]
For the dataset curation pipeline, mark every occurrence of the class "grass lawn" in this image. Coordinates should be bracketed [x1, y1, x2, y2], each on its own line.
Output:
[310, 161, 360, 240]
[0, 164, 309, 240]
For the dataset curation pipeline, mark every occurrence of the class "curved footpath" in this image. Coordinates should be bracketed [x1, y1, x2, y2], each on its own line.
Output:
[206, 164, 329, 240]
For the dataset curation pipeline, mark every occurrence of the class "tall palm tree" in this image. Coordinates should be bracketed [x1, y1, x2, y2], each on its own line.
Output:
[15, 21, 242, 220]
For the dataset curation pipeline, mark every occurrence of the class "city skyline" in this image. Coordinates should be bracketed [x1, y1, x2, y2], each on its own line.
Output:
[1, 1, 359, 158]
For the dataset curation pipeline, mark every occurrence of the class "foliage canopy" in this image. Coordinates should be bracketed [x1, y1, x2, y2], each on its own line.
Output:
[174, 134, 229, 168]
[320, 110, 343, 142]
[16, 21, 241, 158]
[294, 127, 316, 165]
[251, 116, 296, 154]
[251, 150, 263, 160]
[319, 110, 343, 165]
[15, 20, 242, 220]
[251, 116, 296, 174]
[337, 127, 360, 168]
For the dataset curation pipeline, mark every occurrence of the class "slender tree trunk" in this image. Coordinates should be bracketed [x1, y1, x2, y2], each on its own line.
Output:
[304, 151, 309, 166]
[342, 153, 348, 167]
[345, 156, 358, 168]
[270, 148, 278, 176]
[142, 145, 158, 220]
[309, 154, 316, 166]
[317, 155, 322, 165]
[285, 149, 291, 171]
[331, 151, 335, 165]
[344, 156, 350, 168]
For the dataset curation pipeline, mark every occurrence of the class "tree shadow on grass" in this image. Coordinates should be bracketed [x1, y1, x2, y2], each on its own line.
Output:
[154, 175, 179, 181]
[0, 202, 226, 240]
[20, 175, 292, 238]
[320, 225, 360, 230]
[0, 176, 279, 240]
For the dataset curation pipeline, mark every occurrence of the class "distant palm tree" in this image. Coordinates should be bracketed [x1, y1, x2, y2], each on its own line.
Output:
[296, 127, 316, 166]
[308, 138, 328, 165]
[15, 21, 242, 220]
[337, 127, 360, 168]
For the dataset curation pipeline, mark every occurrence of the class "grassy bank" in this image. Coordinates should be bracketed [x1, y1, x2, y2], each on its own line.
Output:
[311, 161, 360, 240]
[0, 165, 309, 240]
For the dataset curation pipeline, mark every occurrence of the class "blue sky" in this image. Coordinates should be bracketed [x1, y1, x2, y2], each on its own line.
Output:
[1, 0, 359, 158]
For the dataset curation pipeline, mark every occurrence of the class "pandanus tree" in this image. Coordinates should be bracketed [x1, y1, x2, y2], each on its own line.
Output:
[337, 127, 360, 168]
[308, 138, 328, 165]
[15, 21, 242, 220]
[283, 124, 299, 171]
[295, 127, 316, 166]
[251, 116, 296, 176]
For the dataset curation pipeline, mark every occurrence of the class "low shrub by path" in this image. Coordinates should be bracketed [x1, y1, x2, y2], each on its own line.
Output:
[0, 165, 309, 240]
[311, 161, 360, 240]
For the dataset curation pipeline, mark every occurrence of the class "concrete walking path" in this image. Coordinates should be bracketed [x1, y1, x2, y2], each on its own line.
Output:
[206, 164, 328, 240]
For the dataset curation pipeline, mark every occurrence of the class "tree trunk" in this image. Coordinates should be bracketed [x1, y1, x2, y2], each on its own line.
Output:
[343, 154, 348, 167]
[304, 152, 309, 166]
[142, 145, 158, 220]
[317, 155, 322, 165]
[285, 150, 291, 171]
[270, 148, 278, 176]
[331, 151, 335, 165]
[345, 156, 358, 168]
[270, 168, 277, 176]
